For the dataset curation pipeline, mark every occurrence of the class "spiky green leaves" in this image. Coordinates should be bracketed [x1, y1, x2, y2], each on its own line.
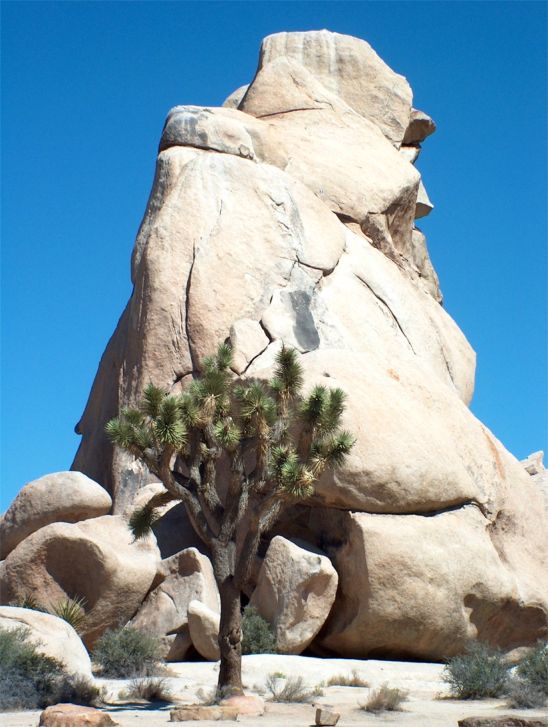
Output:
[128, 504, 160, 540]
[271, 346, 303, 404]
[301, 386, 346, 434]
[310, 430, 355, 475]
[214, 418, 241, 451]
[105, 411, 150, 451]
[235, 382, 276, 425]
[141, 384, 165, 418]
[153, 395, 187, 448]
[270, 445, 315, 498]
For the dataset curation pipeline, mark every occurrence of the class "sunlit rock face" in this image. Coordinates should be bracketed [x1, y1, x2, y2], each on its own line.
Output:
[71, 30, 548, 658]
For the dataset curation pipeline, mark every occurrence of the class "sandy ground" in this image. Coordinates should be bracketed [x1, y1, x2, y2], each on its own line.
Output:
[4, 655, 548, 726]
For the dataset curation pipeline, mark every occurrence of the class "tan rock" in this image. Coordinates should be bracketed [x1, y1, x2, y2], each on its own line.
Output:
[315, 707, 340, 726]
[256, 30, 413, 146]
[170, 705, 238, 721]
[187, 599, 220, 661]
[160, 106, 256, 160]
[315, 503, 548, 659]
[129, 548, 219, 661]
[0, 607, 92, 678]
[229, 318, 270, 374]
[0, 515, 159, 648]
[403, 108, 436, 145]
[521, 451, 544, 476]
[399, 145, 421, 164]
[415, 179, 434, 219]
[39, 704, 118, 727]
[220, 695, 264, 716]
[409, 227, 442, 302]
[69, 31, 548, 660]
[222, 84, 249, 109]
[0, 471, 112, 559]
[250, 536, 338, 654]
[239, 58, 420, 252]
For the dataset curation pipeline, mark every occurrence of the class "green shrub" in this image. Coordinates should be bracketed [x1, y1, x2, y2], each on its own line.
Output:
[0, 627, 64, 710]
[506, 676, 546, 709]
[517, 642, 548, 695]
[0, 627, 102, 711]
[92, 627, 161, 678]
[241, 606, 276, 655]
[443, 642, 509, 699]
[265, 674, 322, 702]
[361, 683, 408, 713]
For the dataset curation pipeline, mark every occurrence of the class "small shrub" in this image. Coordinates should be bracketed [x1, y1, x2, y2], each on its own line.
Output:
[0, 669, 42, 711]
[517, 642, 548, 695]
[506, 676, 546, 709]
[241, 606, 276, 655]
[52, 674, 104, 707]
[443, 642, 509, 699]
[327, 669, 369, 687]
[0, 628, 91, 710]
[122, 677, 172, 703]
[50, 596, 87, 633]
[9, 594, 46, 612]
[361, 683, 408, 713]
[92, 627, 161, 678]
[265, 674, 322, 702]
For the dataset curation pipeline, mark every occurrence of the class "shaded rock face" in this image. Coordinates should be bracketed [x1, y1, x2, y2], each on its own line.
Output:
[128, 547, 219, 661]
[0, 515, 160, 648]
[71, 30, 548, 658]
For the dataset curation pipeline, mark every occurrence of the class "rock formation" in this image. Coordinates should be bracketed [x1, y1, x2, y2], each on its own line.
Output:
[0, 471, 112, 559]
[250, 536, 338, 654]
[0, 606, 93, 679]
[0, 515, 160, 647]
[2, 30, 546, 662]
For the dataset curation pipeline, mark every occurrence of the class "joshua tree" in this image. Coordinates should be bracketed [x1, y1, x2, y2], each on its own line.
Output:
[106, 344, 354, 697]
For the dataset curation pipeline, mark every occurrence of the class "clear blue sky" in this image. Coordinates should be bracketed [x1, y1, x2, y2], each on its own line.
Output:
[1, 1, 546, 511]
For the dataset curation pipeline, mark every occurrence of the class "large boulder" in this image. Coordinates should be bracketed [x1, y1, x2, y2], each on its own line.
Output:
[250, 536, 338, 654]
[0, 516, 159, 648]
[0, 472, 112, 559]
[187, 599, 220, 660]
[315, 505, 548, 658]
[70, 30, 548, 658]
[0, 606, 92, 678]
[252, 30, 413, 146]
[129, 547, 219, 661]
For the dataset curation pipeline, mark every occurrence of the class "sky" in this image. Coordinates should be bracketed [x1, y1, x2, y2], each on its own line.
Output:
[1, 1, 546, 511]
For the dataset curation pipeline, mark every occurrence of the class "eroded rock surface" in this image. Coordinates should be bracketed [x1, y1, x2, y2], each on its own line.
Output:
[0, 516, 159, 647]
[0, 471, 112, 559]
[129, 547, 219, 661]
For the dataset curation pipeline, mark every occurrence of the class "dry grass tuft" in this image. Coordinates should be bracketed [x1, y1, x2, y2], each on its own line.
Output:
[327, 669, 369, 687]
[360, 683, 408, 713]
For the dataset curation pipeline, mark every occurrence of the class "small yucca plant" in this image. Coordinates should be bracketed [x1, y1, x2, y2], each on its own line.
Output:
[50, 596, 87, 633]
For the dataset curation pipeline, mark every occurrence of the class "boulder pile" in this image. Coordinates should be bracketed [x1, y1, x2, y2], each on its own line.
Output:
[2, 30, 547, 662]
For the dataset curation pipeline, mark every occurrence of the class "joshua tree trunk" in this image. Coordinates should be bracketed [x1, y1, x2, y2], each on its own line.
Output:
[216, 575, 243, 698]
